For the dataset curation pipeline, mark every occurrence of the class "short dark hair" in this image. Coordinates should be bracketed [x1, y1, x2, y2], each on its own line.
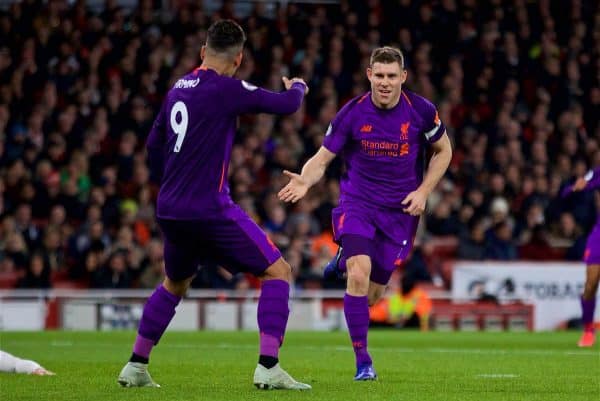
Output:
[370, 47, 405, 69]
[206, 19, 246, 55]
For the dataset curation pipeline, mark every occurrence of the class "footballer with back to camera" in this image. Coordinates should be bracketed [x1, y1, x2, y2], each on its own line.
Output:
[117, 19, 312, 390]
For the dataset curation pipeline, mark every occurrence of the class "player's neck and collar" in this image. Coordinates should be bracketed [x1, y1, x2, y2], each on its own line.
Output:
[369, 88, 404, 111]
[196, 61, 233, 77]
[197, 46, 241, 77]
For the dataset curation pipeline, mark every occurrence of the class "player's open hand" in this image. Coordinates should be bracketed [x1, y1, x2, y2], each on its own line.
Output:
[32, 367, 55, 376]
[278, 170, 309, 203]
[572, 177, 588, 192]
[401, 189, 428, 216]
[282, 77, 309, 95]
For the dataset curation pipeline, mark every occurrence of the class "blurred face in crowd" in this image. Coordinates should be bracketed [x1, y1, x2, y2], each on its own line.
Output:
[496, 222, 512, 241]
[30, 254, 45, 276]
[367, 61, 406, 109]
[471, 221, 485, 242]
[49, 205, 66, 225]
[109, 253, 127, 272]
[560, 212, 576, 236]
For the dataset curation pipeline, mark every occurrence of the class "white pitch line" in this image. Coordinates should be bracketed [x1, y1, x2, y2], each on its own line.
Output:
[2, 340, 597, 358]
[50, 341, 74, 347]
[476, 374, 519, 379]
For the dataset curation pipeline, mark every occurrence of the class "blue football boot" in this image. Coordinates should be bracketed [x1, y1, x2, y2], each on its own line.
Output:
[354, 364, 377, 381]
[323, 247, 344, 280]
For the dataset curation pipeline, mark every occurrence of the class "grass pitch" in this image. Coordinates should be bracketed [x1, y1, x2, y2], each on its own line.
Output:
[0, 330, 598, 401]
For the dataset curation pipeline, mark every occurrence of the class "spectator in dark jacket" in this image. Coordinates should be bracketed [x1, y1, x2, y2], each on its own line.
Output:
[484, 221, 518, 261]
[17, 252, 51, 289]
[457, 219, 487, 260]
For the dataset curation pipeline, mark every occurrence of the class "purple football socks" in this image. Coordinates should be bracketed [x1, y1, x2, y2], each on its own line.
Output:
[257, 280, 290, 358]
[581, 296, 596, 331]
[133, 336, 155, 360]
[132, 285, 181, 360]
[344, 293, 372, 367]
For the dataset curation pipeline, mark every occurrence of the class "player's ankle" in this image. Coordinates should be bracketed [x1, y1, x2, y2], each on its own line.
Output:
[130, 353, 149, 364]
[258, 355, 278, 369]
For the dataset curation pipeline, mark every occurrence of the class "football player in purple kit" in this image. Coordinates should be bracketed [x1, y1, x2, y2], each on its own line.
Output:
[117, 20, 311, 390]
[278, 47, 452, 380]
[561, 166, 600, 347]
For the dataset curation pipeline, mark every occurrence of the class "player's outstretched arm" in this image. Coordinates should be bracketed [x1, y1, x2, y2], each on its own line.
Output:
[235, 77, 308, 115]
[402, 132, 452, 216]
[562, 167, 600, 197]
[278, 146, 336, 203]
[587, 167, 600, 190]
[282, 77, 309, 95]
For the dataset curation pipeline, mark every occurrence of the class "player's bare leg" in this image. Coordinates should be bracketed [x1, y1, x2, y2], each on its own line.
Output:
[579, 264, 599, 347]
[345, 255, 377, 381]
[118, 276, 193, 388]
[368, 282, 387, 306]
[253, 257, 311, 390]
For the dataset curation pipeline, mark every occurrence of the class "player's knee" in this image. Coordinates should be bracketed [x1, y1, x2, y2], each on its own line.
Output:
[583, 282, 599, 299]
[163, 276, 192, 297]
[347, 272, 369, 289]
[263, 258, 292, 282]
[346, 257, 370, 287]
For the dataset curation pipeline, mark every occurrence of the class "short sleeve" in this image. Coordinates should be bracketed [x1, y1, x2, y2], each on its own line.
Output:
[584, 167, 600, 191]
[322, 102, 355, 154]
[420, 99, 446, 144]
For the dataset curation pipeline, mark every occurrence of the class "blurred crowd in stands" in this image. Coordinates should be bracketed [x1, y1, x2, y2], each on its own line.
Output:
[0, 0, 598, 290]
